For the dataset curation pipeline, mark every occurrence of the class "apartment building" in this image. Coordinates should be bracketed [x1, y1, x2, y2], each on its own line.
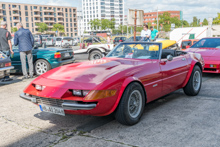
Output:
[82, 0, 124, 32]
[144, 10, 183, 26]
[77, 10, 84, 36]
[0, 2, 78, 37]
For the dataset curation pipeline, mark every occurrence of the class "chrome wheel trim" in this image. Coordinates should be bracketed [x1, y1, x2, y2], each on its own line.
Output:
[35, 62, 48, 75]
[128, 90, 143, 119]
[193, 71, 201, 91]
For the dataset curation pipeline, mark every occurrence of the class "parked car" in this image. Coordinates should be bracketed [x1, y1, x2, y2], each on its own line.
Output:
[34, 35, 43, 47]
[55, 37, 75, 47]
[113, 37, 127, 44]
[0, 51, 14, 80]
[74, 35, 114, 60]
[41, 35, 51, 44]
[83, 37, 101, 43]
[10, 46, 75, 76]
[185, 38, 220, 73]
[20, 42, 204, 125]
[46, 37, 57, 46]
[125, 36, 142, 42]
[181, 39, 199, 50]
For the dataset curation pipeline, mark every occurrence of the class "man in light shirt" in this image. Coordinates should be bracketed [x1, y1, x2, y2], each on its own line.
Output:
[141, 24, 151, 41]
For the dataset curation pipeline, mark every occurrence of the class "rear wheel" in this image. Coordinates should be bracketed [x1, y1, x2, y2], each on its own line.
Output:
[34, 59, 51, 76]
[115, 82, 145, 125]
[183, 65, 202, 96]
[89, 50, 103, 60]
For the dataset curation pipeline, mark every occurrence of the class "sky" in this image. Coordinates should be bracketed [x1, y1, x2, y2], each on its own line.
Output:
[1, 0, 220, 23]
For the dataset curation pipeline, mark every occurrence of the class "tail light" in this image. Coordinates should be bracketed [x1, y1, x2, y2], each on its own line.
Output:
[113, 40, 115, 42]
[52, 39, 53, 42]
[54, 52, 61, 58]
[72, 52, 74, 55]
[5, 62, 11, 67]
[119, 40, 123, 42]
[62, 40, 63, 43]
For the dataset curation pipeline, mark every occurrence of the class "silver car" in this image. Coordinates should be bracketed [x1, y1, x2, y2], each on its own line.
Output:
[46, 37, 57, 46]
[55, 37, 74, 47]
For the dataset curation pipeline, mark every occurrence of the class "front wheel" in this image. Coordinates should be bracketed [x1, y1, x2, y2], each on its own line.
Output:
[89, 50, 103, 60]
[183, 65, 202, 96]
[34, 59, 51, 76]
[115, 82, 146, 125]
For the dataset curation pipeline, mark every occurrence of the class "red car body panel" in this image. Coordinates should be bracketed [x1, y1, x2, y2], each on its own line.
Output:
[22, 52, 204, 116]
[186, 47, 220, 73]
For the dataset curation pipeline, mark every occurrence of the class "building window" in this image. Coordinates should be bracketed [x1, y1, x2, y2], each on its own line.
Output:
[66, 18, 68, 22]
[2, 4, 5, 9]
[66, 28, 69, 32]
[69, 8, 71, 12]
[66, 23, 68, 27]
[25, 12, 28, 16]
[40, 7, 42, 11]
[65, 8, 68, 12]
[3, 10, 6, 15]
[25, 6, 28, 10]
[26, 23, 29, 27]
[26, 17, 29, 22]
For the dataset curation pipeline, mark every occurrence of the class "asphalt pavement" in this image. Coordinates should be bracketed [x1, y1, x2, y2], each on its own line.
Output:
[1, 72, 220, 147]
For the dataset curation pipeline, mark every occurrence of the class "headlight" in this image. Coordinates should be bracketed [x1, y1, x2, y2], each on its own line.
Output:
[72, 90, 90, 97]
[84, 90, 117, 100]
[34, 84, 46, 91]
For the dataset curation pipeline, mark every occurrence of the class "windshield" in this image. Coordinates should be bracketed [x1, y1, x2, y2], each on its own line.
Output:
[106, 43, 160, 59]
[191, 38, 220, 48]
[56, 38, 62, 41]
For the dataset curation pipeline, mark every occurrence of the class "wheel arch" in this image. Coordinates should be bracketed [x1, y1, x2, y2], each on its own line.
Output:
[182, 61, 202, 87]
[87, 48, 106, 54]
[107, 77, 147, 116]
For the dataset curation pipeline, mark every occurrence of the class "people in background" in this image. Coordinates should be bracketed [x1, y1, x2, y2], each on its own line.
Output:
[107, 34, 111, 44]
[150, 26, 159, 41]
[14, 23, 34, 79]
[0, 21, 14, 82]
[141, 24, 151, 42]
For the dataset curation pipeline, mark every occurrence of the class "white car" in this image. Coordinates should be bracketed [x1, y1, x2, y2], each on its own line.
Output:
[55, 37, 75, 47]
[74, 35, 114, 60]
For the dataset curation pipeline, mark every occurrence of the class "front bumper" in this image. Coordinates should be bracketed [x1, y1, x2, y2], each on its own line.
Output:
[0, 66, 14, 78]
[203, 62, 220, 73]
[20, 93, 96, 110]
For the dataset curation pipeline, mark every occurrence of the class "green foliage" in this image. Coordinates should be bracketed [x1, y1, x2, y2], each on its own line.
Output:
[190, 17, 200, 27]
[11, 27, 18, 33]
[213, 13, 220, 25]
[181, 20, 190, 27]
[36, 23, 48, 33]
[52, 23, 65, 36]
[89, 19, 101, 30]
[202, 18, 208, 25]
[109, 18, 116, 30]
[101, 19, 111, 30]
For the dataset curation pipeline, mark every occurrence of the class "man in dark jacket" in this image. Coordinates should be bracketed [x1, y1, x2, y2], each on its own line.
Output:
[14, 23, 34, 79]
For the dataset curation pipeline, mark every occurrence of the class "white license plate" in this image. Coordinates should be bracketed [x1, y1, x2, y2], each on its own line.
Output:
[64, 53, 70, 57]
[39, 104, 65, 116]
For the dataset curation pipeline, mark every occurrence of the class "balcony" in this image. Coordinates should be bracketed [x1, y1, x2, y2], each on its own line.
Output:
[0, 6, 2, 9]
[12, 13, 20, 17]
[33, 8, 40, 12]
[44, 15, 54, 18]
[34, 19, 41, 23]
[44, 20, 54, 23]
[34, 14, 41, 17]
[57, 15, 63, 18]
[57, 20, 64, 23]
[12, 7, 19, 11]
[0, 13, 3, 17]
[57, 9, 63, 13]
[13, 19, 20, 22]
[44, 9, 54, 12]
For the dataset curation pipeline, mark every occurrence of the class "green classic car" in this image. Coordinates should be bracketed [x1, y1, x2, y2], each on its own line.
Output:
[10, 46, 75, 75]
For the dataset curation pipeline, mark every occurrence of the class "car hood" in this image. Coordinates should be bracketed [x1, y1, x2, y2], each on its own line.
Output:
[186, 48, 220, 60]
[41, 58, 148, 84]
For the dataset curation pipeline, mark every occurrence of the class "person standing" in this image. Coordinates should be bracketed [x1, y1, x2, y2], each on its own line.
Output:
[0, 22, 14, 56]
[150, 26, 159, 41]
[0, 21, 14, 81]
[107, 34, 111, 44]
[14, 23, 34, 79]
[141, 24, 151, 41]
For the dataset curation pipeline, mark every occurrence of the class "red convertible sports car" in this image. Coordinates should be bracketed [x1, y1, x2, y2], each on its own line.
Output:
[20, 42, 204, 125]
[185, 38, 220, 73]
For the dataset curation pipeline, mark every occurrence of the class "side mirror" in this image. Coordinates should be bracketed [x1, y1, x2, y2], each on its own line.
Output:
[167, 55, 173, 61]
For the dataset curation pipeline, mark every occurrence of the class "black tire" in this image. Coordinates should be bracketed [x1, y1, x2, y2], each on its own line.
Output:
[89, 50, 103, 60]
[34, 59, 51, 76]
[115, 82, 146, 125]
[183, 65, 202, 96]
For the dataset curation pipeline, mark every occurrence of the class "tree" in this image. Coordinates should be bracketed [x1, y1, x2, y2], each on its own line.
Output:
[109, 18, 116, 30]
[190, 17, 200, 27]
[89, 19, 101, 31]
[213, 13, 220, 24]
[11, 27, 18, 33]
[52, 23, 65, 36]
[36, 23, 48, 33]
[101, 19, 110, 30]
[181, 20, 190, 27]
[202, 18, 208, 25]
[158, 12, 172, 32]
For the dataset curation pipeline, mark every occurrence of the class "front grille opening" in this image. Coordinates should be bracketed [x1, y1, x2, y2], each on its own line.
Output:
[204, 68, 217, 71]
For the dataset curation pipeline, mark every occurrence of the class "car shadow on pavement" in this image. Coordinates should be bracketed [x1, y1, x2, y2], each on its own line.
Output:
[0, 76, 22, 86]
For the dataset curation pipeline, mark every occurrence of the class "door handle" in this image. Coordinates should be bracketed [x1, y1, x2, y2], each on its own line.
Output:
[182, 58, 186, 61]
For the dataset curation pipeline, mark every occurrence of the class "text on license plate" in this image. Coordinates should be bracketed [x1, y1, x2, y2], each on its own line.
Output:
[65, 53, 70, 57]
[39, 104, 65, 116]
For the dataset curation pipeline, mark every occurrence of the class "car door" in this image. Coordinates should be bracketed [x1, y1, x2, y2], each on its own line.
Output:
[160, 53, 189, 94]
[11, 48, 21, 73]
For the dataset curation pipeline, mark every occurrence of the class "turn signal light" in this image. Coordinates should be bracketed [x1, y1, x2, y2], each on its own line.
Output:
[54, 52, 61, 58]
[84, 90, 117, 100]
[5, 62, 11, 67]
